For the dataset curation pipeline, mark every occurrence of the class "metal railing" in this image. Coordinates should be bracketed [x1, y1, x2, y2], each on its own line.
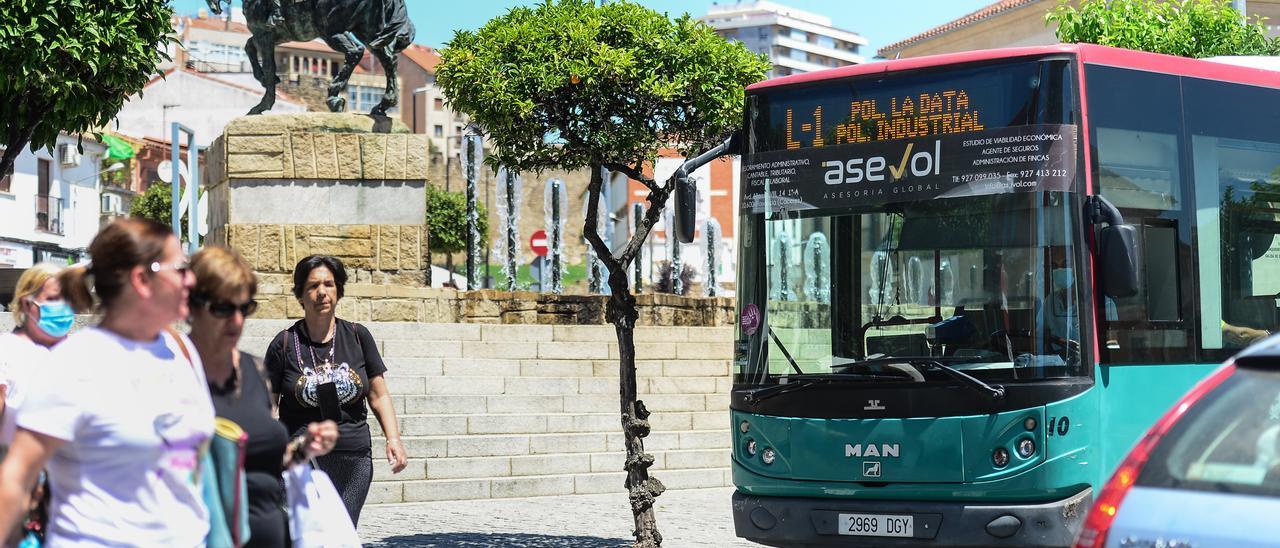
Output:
[35, 194, 63, 235]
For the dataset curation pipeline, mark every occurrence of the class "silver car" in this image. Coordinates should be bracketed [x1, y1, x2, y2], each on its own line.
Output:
[1076, 339, 1280, 548]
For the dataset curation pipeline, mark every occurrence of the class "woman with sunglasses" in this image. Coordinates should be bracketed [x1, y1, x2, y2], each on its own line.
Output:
[265, 255, 406, 527]
[188, 245, 338, 548]
[0, 218, 214, 547]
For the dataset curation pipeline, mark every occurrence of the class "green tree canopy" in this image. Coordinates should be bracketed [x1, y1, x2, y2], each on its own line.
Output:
[1048, 0, 1280, 57]
[437, 0, 768, 173]
[426, 185, 489, 256]
[0, 0, 174, 178]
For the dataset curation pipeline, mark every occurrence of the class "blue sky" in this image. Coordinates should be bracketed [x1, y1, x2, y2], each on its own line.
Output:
[172, 1, 999, 56]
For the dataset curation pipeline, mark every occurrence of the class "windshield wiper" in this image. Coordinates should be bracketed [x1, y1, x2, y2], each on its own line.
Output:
[768, 327, 804, 375]
[840, 356, 1005, 400]
[744, 373, 909, 404]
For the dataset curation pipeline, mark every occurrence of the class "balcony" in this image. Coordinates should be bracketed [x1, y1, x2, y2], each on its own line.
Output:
[35, 194, 63, 235]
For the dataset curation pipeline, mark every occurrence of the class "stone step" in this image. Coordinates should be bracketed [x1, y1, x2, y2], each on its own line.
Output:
[370, 467, 732, 504]
[369, 448, 731, 482]
[375, 411, 727, 437]
[382, 375, 731, 401]
[393, 394, 733, 415]
[375, 358, 733, 379]
[370, 430, 732, 459]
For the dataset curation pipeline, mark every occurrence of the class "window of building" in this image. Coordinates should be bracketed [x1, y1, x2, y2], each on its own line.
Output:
[789, 48, 807, 61]
[758, 27, 770, 40]
[817, 35, 835, 49]
[434, 97, 444, 111]
[0, 153, 10, 193]
[36, 158, 58, 234]
[789, 29, 807, 42]
[434, 125, 443, 138]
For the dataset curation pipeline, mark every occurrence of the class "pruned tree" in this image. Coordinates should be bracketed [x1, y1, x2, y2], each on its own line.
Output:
[1048, 0, 1280, 57]
[437, 1, 767, 545]
[0, 0, 174, 179]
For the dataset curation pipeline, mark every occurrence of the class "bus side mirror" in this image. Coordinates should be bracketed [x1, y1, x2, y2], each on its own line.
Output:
[673, 175, 697, 244]
[1100, 224, 1140, 299]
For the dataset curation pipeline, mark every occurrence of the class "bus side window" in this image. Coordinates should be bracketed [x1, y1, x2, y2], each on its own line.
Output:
[1086, 65, 1195, 364]
[1185, 77, 1280, 359]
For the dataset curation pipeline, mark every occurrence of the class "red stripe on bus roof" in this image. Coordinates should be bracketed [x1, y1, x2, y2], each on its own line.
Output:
[747, 43, 1280, 91]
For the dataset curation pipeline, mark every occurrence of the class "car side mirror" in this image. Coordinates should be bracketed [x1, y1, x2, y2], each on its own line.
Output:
[1100, 224, 1139, 299]
[673, 175, 697, 244]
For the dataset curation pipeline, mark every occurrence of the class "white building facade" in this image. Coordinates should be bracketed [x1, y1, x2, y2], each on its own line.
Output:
[700, 1, 867, 78]
[0, 135, 109, 268]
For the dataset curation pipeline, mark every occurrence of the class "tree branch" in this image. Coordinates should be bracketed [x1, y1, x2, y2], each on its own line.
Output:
[602, 162, 657, 193]
[583, 161, 622, 271]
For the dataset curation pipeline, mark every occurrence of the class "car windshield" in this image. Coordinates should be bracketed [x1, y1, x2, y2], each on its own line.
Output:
[735, 191, 1088, 385]
[1138, 367, 1280, 497]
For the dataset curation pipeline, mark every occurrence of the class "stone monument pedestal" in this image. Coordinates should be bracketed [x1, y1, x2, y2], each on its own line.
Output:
[205, 113, 432, 319]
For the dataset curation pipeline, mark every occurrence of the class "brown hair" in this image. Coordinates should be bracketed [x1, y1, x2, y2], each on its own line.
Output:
[190, 245, 257, 302]
[61, 218, 173, 313]
[9, 262, 64, 324]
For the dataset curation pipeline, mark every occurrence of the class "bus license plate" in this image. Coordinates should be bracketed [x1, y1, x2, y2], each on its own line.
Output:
[837, 513, 914, 537]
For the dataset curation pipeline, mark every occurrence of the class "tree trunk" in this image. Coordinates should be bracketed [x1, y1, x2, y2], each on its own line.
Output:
[582, 161, 666, 547]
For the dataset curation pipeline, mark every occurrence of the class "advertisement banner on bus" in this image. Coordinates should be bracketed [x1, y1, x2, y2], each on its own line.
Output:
[740, 124, 1077, 214]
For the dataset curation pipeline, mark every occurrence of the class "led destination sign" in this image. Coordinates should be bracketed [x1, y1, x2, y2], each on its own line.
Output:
[740, 124, 1078, 214]
[783, 88, 986, 149]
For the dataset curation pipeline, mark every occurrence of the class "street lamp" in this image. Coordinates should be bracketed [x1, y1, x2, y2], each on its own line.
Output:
[73, 161, 126, 185]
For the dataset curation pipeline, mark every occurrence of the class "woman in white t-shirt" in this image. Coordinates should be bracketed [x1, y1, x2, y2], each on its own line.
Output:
[0, 219, 215, 548]
[0, 262, 72, 447]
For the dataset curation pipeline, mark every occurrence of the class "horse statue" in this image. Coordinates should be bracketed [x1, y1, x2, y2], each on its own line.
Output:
[205, 0, 415, 116]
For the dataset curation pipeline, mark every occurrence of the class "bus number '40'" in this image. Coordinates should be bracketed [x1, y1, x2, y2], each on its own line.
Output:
[1046, 416, 1070, 437]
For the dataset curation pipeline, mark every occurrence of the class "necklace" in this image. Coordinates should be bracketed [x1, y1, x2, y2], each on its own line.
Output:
[293, 321, 336, 372]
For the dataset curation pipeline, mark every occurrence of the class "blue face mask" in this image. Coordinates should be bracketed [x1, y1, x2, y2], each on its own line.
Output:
[34, 300, 74, 338]
[1051, 267, 1074, 291]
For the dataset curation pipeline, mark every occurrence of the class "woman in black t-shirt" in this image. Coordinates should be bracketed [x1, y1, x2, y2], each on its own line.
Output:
[265, 255, 407, 526]
[189, 246, 338, 548]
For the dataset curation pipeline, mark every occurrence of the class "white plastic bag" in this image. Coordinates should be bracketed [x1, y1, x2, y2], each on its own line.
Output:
[283, 462, 361, 548]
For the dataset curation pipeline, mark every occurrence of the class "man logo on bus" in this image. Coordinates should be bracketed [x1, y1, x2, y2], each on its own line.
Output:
[822, 140, 942, 184]
[863, 461, 882, 478]
[845, 443, 901, 458]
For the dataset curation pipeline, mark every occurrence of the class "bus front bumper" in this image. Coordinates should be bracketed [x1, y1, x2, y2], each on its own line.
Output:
[732, 488, 1092, 547]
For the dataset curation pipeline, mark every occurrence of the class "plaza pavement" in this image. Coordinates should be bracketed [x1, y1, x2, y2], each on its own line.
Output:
[359, 486, 755, 547]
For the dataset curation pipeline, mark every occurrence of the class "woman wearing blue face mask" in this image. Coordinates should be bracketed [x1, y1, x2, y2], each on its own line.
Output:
[1, 263, 71, 447]
[0, 262, 69, 546]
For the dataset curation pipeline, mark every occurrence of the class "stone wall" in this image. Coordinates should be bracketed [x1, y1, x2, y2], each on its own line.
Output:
[205, 113, 431, 290]
[249, 285, 734, 327]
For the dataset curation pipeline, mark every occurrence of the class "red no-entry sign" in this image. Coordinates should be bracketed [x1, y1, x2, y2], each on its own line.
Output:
[530, 229, 549, 257]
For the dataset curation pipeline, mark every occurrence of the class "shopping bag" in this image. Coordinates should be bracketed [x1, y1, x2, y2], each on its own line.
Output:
[203, 417, 252, 548]
[283, 461, 361, 548]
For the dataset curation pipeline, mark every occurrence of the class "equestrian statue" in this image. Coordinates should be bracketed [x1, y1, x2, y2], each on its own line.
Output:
[206, 0, 415, 116]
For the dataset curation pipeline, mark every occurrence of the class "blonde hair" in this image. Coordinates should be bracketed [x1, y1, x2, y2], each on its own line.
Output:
[10, 262, 65, 324]
[191, 245, 257, 302]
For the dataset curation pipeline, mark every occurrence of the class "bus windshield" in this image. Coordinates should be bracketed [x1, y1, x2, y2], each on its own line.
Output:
[736, 57, 1086, 387]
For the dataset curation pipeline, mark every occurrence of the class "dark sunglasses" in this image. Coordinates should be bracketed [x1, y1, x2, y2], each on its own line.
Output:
[190, 295, 258, 319]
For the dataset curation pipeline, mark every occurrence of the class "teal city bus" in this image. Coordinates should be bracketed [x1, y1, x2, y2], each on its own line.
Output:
[729, 44, 1280, 546]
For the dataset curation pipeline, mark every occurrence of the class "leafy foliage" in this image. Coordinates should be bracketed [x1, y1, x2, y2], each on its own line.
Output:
[0, 0, 174, 180]
[1048, 0, 1280, 57]
[426, 185, 490, 255]
[437, 0, 769, 173]
[129, 181, 202, 244]
[130, 182, 174, 226]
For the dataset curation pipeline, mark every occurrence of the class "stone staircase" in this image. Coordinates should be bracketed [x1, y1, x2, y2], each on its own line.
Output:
[239, 321, 735, 503]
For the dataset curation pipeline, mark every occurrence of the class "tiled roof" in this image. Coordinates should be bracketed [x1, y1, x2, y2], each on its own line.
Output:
[877, 0, 1043, 56]
[178, 15, 251, 35]
[280, 39, 338, 54]
[401, 44, 441, 72]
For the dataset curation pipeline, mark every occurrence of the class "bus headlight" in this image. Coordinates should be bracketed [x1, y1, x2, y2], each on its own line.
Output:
[746, 439, 758, 456]
[740, 421, 751, 434]
[1024, 417, 1037, 431]
[1017, 438, 1036, 459]
[993, 447, 1010, 468]
[762, 447, 776, 465]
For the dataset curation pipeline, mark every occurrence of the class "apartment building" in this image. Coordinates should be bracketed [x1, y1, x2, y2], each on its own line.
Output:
[701, 0, 867, 77]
